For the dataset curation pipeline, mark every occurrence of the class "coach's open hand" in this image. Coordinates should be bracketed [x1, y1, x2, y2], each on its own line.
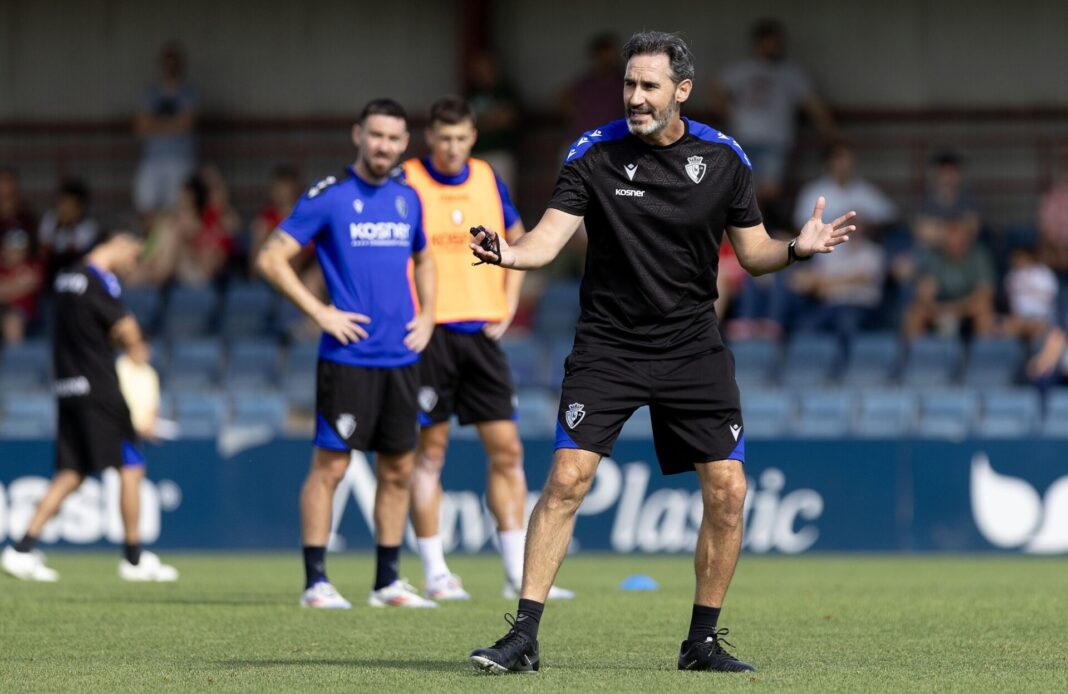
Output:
[470, 228, 515, 268]
[314, 304, 370, 345]
[404, 311, 435, 353]
[794, 196, 857, 258]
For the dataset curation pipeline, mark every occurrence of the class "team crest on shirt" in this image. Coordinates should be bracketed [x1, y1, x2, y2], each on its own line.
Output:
[565, 402, 586, 429]
[395, 196, 408, 218]
[451, 209, 464, 226]
[418, 387, 439, 413]
[353, 199, 364, 214]
[685, 155, 706, 184]
[336, 413, 357, 439]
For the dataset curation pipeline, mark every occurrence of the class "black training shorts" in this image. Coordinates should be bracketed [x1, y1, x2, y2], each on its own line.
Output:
[314, 359, 420, 454]
[56, 397, 139, 474]
[416, 328, 516, 427]
[555, 347, 745, 475]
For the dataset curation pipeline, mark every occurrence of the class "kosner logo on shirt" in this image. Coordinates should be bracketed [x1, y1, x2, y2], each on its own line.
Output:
[349, 222, 412, 247]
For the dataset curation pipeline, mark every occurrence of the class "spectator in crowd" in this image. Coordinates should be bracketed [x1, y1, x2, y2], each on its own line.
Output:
[1002, 245, 1059, 341]
[248, 164, 303, 274]
[914, 151, 980, 250]
[1038, 145, 1068, 310]
[0, 168, 38, 258]
[38, 178, 100, 283]
[175, 169, 238, 286]
[0, 229, 44, 345]
[555, 33, 623, 136]
[133, 42, 199, 221]
[793, 143, 897, 233]
[789, 234, 887, 339]
[465, 50, 523, 194]
[725, 270, 792, 341]
[712, 19, 839, 210]
[903, 216, 996, 339]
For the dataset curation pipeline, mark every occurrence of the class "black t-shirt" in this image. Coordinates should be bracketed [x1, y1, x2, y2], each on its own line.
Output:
[52, 263, 130, 412]
[549, 117, 762, 358]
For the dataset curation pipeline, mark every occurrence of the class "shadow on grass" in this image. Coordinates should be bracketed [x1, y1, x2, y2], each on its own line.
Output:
[221, 658, 461, 673]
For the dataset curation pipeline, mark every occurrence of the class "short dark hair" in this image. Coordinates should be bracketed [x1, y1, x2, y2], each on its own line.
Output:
[271, 163, 301, 182]
[622, 31, 695, 83]
[97, 216, 145, 245]
[183, 174, 209, 213]
[752, 19, 784, 42]
[428, 96, 475, 127]
[932, 150, 962, 168]
[359, 98, 408, 126]
[58, 178, 90, 207]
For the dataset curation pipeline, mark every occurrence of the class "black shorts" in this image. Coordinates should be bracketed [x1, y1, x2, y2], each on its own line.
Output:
[416, 328, 516, 427]
[555, 347, 745, 475]
[314, 359, 420, 454]
[56, 398, 141, 475]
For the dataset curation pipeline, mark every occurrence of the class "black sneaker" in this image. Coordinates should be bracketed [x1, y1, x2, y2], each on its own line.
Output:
[469, 614, 540, 675]
[677, 627, 756, 672]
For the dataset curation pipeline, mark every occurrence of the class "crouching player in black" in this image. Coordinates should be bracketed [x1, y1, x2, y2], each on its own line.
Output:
[1, 227, 177, 582]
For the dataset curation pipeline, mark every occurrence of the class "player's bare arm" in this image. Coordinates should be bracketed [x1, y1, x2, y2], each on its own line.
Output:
[470, 208, 583, 270]
[405, 246, 437, 353]
[484, 220, 528, 340]
[110, 314, 150, 365]
[728, 196, 856, 276]
[256, 228, 370, 345]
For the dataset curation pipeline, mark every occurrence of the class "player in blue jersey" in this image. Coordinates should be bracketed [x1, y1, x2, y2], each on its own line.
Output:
[257, 99, 438, 609]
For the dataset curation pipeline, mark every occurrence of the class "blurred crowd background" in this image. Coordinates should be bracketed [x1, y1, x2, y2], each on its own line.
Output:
[3, 0, 1068, 440]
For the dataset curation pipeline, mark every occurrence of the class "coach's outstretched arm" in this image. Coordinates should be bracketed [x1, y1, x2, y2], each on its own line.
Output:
[257, 229, 370, 345]
[470, 208, 583, 270]
[728, 196, 856, 276]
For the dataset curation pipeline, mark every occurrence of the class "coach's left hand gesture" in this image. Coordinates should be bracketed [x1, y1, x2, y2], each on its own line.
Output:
[405, 311, 435, 353]
[794, 196, 857, 258]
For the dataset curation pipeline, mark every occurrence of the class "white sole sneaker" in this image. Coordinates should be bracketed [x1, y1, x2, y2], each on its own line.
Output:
[502, 581, 575, 600]
[369, 579, 438, 608]
[301, 581, 352, 609]
[119, 551, 179, 582]
[2, 546, 59, 582]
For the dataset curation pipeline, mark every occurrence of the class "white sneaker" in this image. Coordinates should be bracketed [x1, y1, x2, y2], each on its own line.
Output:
[300, 581, 352, 609]
[502, 579, 575, 600]
[369, 579, 438, 608]
[119, 550, 179, 582]
[2, 546, 59, 582]
[426, 572, 471, 601]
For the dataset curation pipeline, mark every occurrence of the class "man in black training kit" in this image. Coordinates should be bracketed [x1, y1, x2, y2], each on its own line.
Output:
[1, 227, 178, 582]
[468, 31, 855, 674]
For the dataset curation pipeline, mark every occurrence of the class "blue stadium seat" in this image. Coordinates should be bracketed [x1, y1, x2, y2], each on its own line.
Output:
[962, 338, 1023, 388]
[534, 281, 581, 339]
[793, 391, 854, 438]
[841, 332, 900, 387]
[741, 390, 795, 439]
[281, 342, 319, 412]
[515, 388, 558, 437]
[1041, 389, 1068, 437]
[173, 392, 229, 437]
[220, 281, 275, 339]
[232, 392, 288, 434]
[902, 336, 962, 387]
[500, 337, 546, 388]
[226, 340, 282, 390]
[0, 393, 55, 438]
[781, 334, 841, 388]
[0, 339, 51, 392]
[166, 339, 224, 393]
[124, 287, 163, 336]
[917, 389, 979, 439]
[163, 285, 218, 339]
[730, 338, 780, 389]
[976, 388, 1040, 438]
[855, 390, 917, 437]
[618, 405, 653, 440]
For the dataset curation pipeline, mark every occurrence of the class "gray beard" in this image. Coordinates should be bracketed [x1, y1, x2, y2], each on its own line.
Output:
[626, 103, 676, 137]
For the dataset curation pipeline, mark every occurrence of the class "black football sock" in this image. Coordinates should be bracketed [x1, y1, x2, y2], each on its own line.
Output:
[303, 546, 327, 589]
[124, 544, 142, 566]
[14, 534, 37, 553]
[687, 604, 722, 644]
[515, 598, 544, 640]
[373, 545, 400, 591]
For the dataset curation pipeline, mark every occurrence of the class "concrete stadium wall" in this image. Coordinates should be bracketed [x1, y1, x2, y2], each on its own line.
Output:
[1, 0, 1066, 119]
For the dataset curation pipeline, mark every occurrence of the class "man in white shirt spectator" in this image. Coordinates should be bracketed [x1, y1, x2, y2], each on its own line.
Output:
[793, 143, 897, 233]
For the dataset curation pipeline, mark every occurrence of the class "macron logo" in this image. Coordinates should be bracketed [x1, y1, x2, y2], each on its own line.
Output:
[624, 163, 638, 181]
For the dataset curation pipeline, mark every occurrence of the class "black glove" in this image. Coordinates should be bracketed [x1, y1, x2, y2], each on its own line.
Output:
[469, 225, 502, 266]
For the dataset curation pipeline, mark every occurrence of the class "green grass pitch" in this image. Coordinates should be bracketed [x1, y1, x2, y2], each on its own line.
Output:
[1, 553, 1066, 692]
